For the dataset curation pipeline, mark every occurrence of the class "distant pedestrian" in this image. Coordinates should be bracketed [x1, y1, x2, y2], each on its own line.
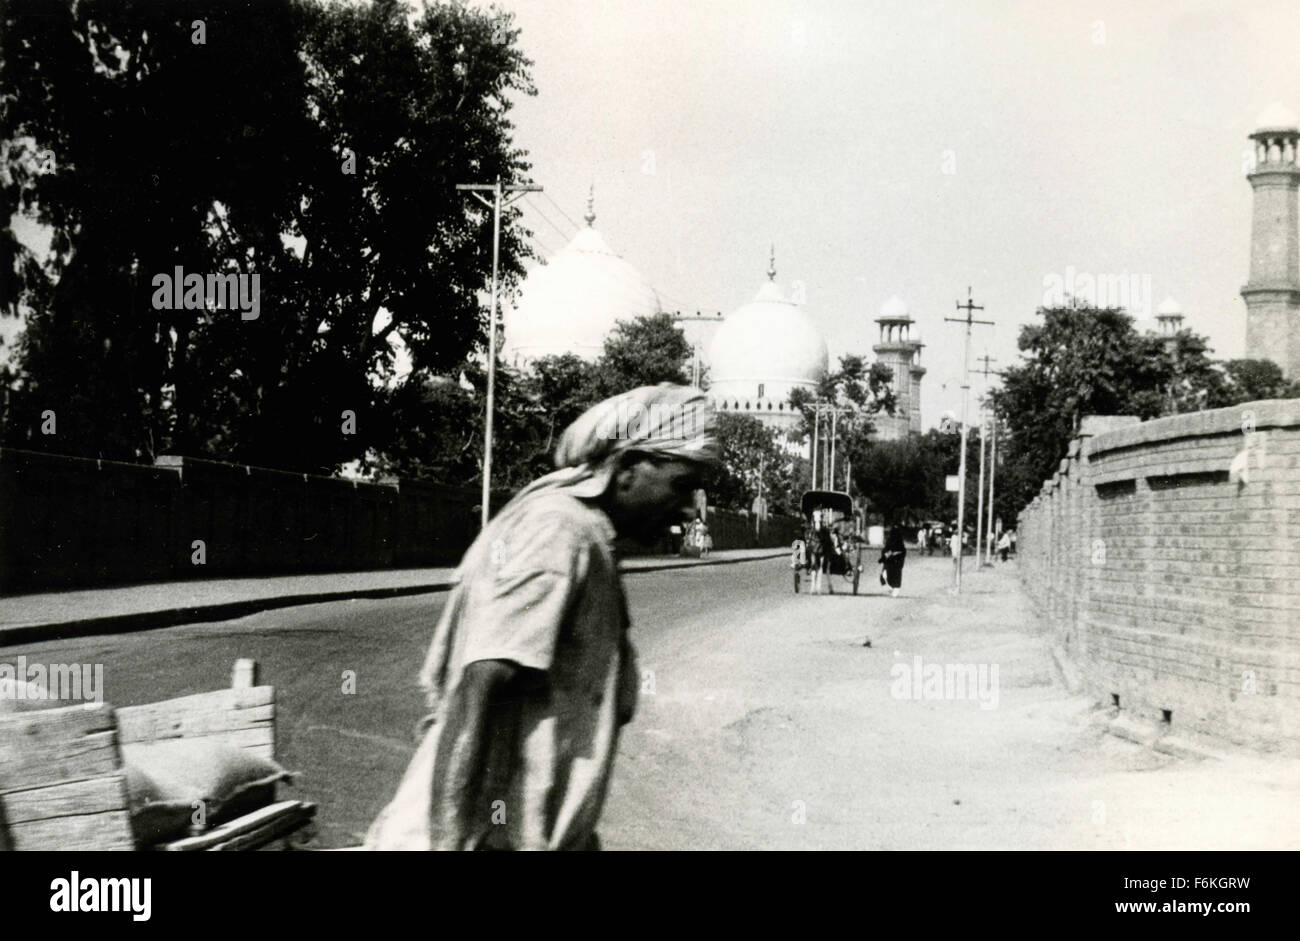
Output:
[996, 530, 1011, 563]
[1009, 530, 1017, 556]
[879, 525, 907, 597]
[364, 384, 718, 851]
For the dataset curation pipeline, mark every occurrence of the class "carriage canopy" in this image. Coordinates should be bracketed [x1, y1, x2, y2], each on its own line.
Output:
[800, 489, 853, 520]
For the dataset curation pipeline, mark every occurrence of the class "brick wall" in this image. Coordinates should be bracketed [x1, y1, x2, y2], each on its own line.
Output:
[1017, 400, 1300, 753]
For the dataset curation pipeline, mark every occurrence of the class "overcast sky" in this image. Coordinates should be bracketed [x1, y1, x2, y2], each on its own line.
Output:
[495, 0, 1300, 428]
[6, 1, 1298, 431]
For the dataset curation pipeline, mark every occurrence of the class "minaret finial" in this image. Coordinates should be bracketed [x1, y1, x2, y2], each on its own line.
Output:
[584, 184, 596, 227]
[767, 244, 776, 281]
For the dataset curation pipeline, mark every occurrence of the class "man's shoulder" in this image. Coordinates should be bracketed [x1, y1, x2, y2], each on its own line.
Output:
[512, 492, 613, 544]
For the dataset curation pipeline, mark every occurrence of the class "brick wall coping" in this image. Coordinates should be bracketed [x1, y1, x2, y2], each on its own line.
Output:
[1085, 398, 1300, 460]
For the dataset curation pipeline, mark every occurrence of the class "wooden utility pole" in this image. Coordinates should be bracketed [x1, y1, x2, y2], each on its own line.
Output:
[456, 179, 542, 528]
[944, 288, 994, 593]
[976, 354, 1000, 566]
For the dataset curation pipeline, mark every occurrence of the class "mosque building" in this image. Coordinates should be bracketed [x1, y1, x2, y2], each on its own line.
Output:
[502, 191, 661, 365]
[501, 192, 926, 443]
[706, 249, 829, 434]
[870, 295, 925, 440]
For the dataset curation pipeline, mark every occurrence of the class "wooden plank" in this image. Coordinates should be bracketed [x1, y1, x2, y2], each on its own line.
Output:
[0, 704, 120, 790]
[1, 775, 127, 824]
[117, 702, 274, 743]
[158, 801, 315, 852]
[7, 809, 134, 851]
[232, 659, 258, 690]
[116, 687, 275, 753]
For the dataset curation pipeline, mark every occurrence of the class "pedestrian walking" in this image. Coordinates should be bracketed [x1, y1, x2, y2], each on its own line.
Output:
[996, 530, 1011, 563]
[879, 525, 907, 597]
[364, 384, 718, 851]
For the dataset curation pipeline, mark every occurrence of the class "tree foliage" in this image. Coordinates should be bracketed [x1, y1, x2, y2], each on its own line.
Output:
[1, 0, 535, 472]
[587, 312, 692, 399]
[988, 303, 1299, 520]
[708, 413, 797, 516]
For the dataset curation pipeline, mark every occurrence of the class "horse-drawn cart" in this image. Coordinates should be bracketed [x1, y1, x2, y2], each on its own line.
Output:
[791, 489, 864, 595]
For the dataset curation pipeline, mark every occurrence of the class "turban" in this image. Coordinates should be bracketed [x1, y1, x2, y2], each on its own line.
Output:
[553, 383, 719, 470]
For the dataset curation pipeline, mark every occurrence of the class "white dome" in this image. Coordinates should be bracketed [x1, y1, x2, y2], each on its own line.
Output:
[709, 274, 828, 395]
[1256, 102, 1298, 132]
[879, 294, 910, 320]
[1157, 296, 1183, 316]
[504, 212, 659, 362]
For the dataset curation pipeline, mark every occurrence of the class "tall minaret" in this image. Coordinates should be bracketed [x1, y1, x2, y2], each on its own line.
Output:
[1242, 103, 1300, 378]
[873, 295, 924, 440]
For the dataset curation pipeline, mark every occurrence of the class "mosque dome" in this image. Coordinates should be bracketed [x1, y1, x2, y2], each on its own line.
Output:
[708, 252, 828, 394]
[879, 294, 910, 320]
[1157, 296, 1183, 316]
[504, 191, 660, 362]
[1255, 102, 1298, 133]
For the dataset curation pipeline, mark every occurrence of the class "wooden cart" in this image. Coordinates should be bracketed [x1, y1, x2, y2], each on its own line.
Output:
[0, 659, 316, 851]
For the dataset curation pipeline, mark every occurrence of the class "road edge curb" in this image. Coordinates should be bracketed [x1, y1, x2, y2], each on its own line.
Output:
[1, 551, 789, 646]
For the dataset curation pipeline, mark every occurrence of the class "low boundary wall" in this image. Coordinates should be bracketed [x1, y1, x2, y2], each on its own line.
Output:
[0, 448, 798, 593]
[1016, 400, 1300, 753]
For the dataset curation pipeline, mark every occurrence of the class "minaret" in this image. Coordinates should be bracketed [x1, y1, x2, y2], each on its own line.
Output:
[1155, 297, 1185, 351]
[1242, 103, 1300, 378]
[873, 295, 924, 440]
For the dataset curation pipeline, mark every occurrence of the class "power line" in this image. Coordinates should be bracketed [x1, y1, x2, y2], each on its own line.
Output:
[542, 190, 581, 233]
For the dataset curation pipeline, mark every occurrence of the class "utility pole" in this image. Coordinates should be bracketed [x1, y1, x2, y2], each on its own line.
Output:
[987, 413, 998, 563]
[975, 408, 987, 568]
[811, 408, 819, 490]
[671, 310, 724, 388]
[829, 406, 838, 490]
[456, 179, 542, 528]
[977, 353, 1003, 566]
[975, 353, 1000, 567]
[944, 288, 994, 593]
[809, 402, 851, 490]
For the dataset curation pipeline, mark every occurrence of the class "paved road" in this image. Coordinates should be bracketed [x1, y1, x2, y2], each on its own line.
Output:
[11, 556, 1300, 849]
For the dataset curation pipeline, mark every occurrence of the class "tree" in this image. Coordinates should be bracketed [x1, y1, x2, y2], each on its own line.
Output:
[1, 0, 536, 473]
[788, 353, 897, 490]
[709, 413, 797, 516]
[1220, 358, 1300, 403]
[588, 312, 692, 399]
[987, 303, 1241, 519]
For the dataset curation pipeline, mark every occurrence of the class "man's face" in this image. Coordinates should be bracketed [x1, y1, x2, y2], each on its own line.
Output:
[611, 454, 705, 543]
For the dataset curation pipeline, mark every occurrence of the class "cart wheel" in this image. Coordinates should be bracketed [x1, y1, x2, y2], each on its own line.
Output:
[793, 569, 801, 593]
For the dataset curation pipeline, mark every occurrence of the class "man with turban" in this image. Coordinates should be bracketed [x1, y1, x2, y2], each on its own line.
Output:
[365, 384, 719, 850]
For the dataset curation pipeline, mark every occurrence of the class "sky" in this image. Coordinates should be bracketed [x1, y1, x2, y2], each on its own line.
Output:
[490, 0, 1300, 429]
[5, 0, 1299, 431]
